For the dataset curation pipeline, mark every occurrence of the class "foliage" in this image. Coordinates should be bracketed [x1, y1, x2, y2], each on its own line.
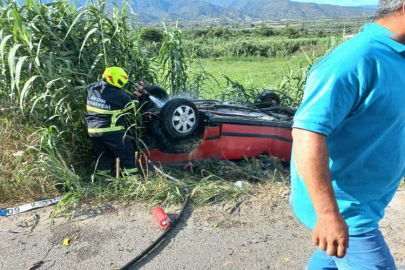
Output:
[281, 26, 300, 38]
[0, 0, 155, 139]
[159, 23, 189, 96]
[183, 38, 326, 58]
[219, 75, 262, 104]
[183, 28, 209, 39]
[0, 0, 225, 207]
[208, 27, 231, 38]
[277, 66, 309, 107]
[0, 0, 155, 202]
[195, 156, 287, 183]
[186, 60, 218, 99]
[182, 18, 366, 40]
[0, 117, 59, 203]
[255, 27, 275, 37]
[0, 0, 345, 208]
[140, 27, 164, 43]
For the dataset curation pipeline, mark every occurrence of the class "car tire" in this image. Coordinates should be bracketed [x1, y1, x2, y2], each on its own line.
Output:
[255, 91, 281, 107]
[142, 86, 169, 111]
[160, 98, 200, 140]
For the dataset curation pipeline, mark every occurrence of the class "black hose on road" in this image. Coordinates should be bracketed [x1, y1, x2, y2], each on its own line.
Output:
[120, 159, 191, 270]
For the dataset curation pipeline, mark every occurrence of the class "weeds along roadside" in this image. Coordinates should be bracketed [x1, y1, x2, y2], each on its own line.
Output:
[0, 0, 330, 211]
[52, 156, 291, 216]
[0, 0, 249, 210]
[0, 0, 157, 207]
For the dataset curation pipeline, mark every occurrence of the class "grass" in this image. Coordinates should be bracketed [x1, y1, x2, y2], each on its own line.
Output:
[194, 55, 310, 95]
[0, 117, 60, 206]
[0, 0, 299, 212]
[0, 116, 291, 211]
[50, 158, 287, 216]
[2, 1, 399, 217]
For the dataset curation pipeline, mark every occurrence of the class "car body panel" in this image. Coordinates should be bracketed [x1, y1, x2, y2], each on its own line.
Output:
[146, 121, 292, 166]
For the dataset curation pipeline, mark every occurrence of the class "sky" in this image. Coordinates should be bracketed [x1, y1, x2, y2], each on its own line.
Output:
[293, 0, 379, 6]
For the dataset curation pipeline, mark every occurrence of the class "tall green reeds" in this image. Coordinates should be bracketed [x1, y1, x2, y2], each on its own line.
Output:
[0, 0, 154, 121]
[159, 23, 188, 96]
[0, 0, 156, 198]
[0, 0, 329, 207]
[0, 0, 236, 207]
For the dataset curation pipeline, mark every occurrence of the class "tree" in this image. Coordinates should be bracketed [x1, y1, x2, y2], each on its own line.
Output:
[256, 27, 275, 37]
[140, 27, 164, 43]
[281, 27, 299, 38]
[317, 30, 326, 37]
[208, 27, 230, 38]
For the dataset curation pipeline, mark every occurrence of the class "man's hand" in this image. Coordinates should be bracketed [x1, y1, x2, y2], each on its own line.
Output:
[313, 212, 349, 258]
[133, 92, 143, 97]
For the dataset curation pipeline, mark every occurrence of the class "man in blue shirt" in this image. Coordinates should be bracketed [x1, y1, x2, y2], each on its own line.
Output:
[290, 1, 405, 269]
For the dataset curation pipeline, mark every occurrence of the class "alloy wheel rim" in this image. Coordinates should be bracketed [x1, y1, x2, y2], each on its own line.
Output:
[172, 105, 196, 134]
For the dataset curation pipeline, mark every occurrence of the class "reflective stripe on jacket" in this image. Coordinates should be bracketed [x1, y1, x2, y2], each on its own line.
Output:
[86, 80, 139, 136]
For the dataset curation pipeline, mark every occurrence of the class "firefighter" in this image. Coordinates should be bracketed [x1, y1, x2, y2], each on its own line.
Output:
[86, 67, 142, 176]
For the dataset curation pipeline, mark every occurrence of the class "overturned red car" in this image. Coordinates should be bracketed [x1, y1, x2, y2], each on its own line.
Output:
[139, 87, 294, 166]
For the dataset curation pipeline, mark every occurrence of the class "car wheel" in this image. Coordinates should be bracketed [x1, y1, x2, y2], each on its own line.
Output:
[255, 91, 281, 107]
[160, 98, 199, 140]
[142, 86, 169, 111]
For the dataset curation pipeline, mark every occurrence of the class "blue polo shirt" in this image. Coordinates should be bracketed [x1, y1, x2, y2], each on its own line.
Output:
[290, 23, 405, 235]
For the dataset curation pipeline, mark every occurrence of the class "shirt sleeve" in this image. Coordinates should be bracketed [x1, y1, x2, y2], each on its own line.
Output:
[293, 65, 360, 136]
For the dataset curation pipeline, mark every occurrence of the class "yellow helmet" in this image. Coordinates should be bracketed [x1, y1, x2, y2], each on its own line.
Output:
[102, 67, 129, 89]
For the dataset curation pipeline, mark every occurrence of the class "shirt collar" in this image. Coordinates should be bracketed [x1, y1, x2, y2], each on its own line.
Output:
[363, 23, 405, 53]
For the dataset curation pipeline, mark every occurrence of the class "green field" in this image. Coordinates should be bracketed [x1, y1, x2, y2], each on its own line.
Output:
[195, 55, 310, 91]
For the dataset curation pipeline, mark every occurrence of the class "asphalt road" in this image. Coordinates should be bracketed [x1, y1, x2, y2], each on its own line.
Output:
[0, 189, 404, 270]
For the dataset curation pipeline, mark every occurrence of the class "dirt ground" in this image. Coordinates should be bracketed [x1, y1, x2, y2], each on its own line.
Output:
[1, 189, 404, 270]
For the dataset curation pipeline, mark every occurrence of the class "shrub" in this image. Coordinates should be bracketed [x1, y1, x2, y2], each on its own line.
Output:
[208, 27, 230, 38]
[281, 27, 300, 38]
[255, 27, 275, 37]
[140, 27, 164, 43]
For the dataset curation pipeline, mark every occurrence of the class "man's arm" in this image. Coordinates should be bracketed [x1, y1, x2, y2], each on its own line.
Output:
[292, 128, 349, 258]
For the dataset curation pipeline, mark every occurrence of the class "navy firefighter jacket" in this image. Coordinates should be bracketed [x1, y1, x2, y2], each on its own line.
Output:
[86, 80, 139, 137]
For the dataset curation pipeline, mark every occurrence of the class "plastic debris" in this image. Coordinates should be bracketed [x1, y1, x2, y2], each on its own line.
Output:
[0, 196, 64, 217]
[12, 151, 24, 157]
[62, 238, 70, 246]
[234, 181, 252, 189]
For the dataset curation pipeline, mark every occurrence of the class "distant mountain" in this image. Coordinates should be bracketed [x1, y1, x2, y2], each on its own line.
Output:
[359, 5, 378, 10]
[200, 0, 375, 20]
[110, 0, 251, 24]
[74, 0, 376, 24]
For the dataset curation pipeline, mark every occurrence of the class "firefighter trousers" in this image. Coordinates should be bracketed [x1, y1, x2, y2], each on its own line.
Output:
[90, 131, 138, 175]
